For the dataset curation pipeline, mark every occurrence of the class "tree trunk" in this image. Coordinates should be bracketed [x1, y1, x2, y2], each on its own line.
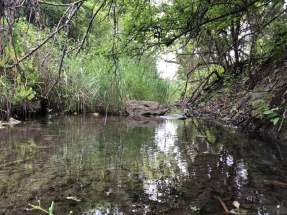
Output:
[231, 19, 241, 74]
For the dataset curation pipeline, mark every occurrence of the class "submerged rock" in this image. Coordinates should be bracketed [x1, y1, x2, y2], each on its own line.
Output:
[125, 100, 169, 116]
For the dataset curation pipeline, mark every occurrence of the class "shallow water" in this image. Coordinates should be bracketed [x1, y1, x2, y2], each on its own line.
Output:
[0, 116, 287, 215]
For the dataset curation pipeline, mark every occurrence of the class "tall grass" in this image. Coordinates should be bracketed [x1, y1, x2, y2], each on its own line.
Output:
[0, 20, 175, 118]
[119, 57, 171, 103]
[57, 55, 173, 114]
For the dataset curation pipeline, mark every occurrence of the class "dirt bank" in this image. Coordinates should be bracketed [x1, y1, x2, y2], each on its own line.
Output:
[191, 54, 287, 142]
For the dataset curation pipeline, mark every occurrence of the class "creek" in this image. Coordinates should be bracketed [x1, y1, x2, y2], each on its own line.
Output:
[0, 115, 286, 215]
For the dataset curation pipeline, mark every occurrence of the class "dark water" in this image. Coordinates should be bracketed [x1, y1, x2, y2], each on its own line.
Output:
[0, 116, 287, 215]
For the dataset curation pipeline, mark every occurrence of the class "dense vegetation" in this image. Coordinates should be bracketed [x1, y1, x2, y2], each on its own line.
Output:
[1, 1, 287, 214]
[0, 0, 174, 118]
[0, 0, 286, 130]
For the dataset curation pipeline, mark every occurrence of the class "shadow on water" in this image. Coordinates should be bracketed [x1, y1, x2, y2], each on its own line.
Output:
[0, 115, 287, 214]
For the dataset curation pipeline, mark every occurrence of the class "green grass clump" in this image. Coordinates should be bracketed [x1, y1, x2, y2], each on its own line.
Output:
[58, 55, 173, 114]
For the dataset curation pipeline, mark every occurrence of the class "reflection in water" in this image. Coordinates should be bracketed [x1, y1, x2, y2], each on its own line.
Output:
[154, 120, 188, 176]
[155, 120, 178, 152]
[0, 116, 286, 215]
[143, 120, 188, 202]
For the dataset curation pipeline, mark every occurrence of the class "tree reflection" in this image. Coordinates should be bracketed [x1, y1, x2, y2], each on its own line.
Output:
[0, 116, 286, 214]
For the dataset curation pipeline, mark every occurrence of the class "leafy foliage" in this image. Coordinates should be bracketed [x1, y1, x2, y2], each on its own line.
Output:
[0, 0, 286, 121]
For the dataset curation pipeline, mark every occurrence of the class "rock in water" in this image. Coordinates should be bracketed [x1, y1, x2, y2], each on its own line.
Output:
[160, 113, 187, 120]
[125, 100, 169, 116]
[9, 117, 21, 125]
[0, 118, 21, 127]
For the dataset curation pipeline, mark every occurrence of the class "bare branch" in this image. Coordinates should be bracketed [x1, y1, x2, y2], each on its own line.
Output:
[76, 0, 107, 55]
[38, 0, 84, 7]
[5, 0, 84, 69]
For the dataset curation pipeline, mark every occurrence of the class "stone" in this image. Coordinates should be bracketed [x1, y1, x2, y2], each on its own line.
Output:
[92, 112, 100, 117]
[8, 117, 21, 125]
[0, 118, 21, 127]
[125, 100, 169, 116]
[159, 113, 187, 120]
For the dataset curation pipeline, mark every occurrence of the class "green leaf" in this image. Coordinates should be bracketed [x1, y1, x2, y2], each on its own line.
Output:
[206, 130, 216, 144]
[271, 117, 280, 125]
[48, 201, 54, 215]
[263, 109, 274, 115]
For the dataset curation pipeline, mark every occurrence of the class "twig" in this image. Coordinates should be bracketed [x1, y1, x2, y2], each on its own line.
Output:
[38, 0, 84, 7]
[0, 159, 30, 168]
[76, 0, 107, 55]
[213, 195, 230, 213]
[278, 110, 286, 133]
[45, 45, 67, 97]
[264, 179, 287, 187]
[28, 203, 48, 214]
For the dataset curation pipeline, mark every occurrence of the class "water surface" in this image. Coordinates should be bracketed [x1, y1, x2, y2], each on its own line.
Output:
[0, 116, 287, 215]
